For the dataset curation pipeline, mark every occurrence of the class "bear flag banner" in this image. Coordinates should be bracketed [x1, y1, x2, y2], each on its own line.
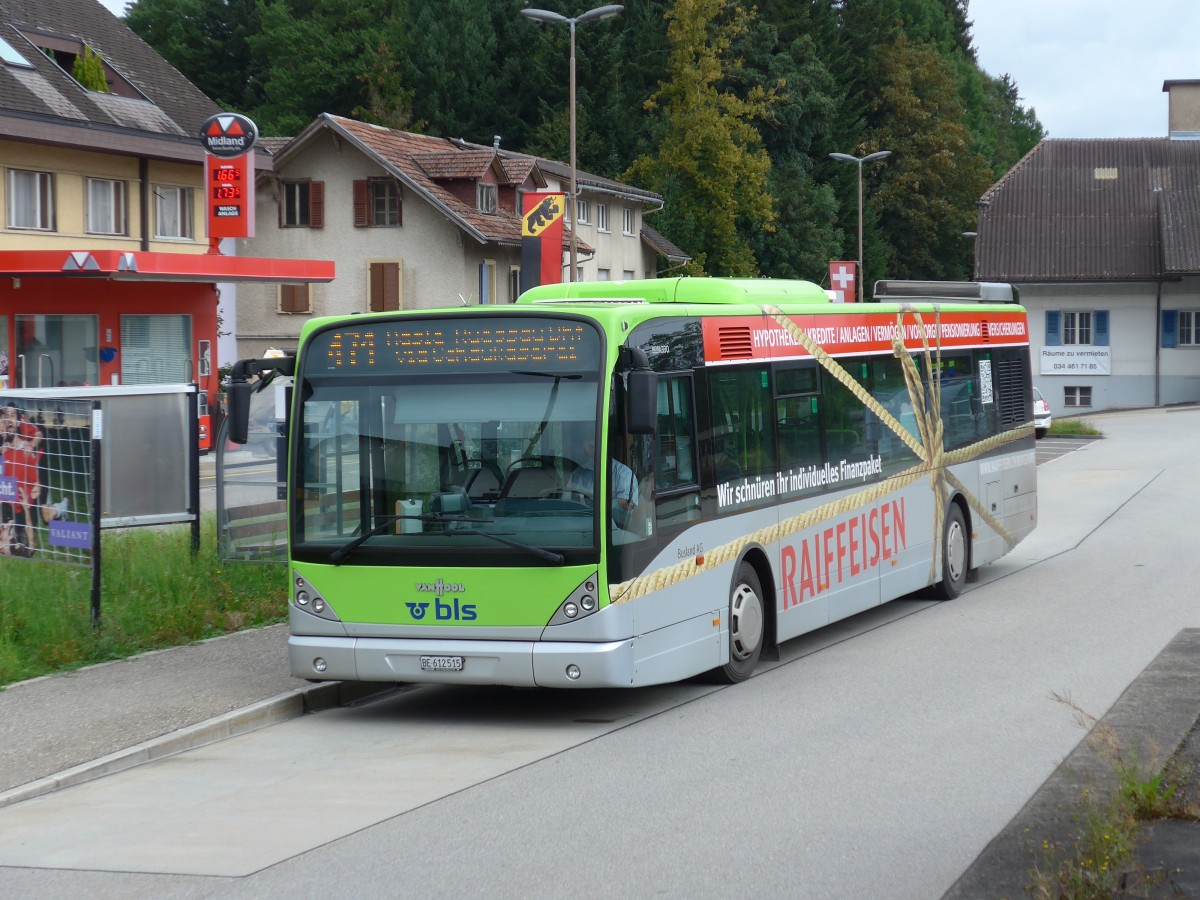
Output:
[520, 192, 566, 293]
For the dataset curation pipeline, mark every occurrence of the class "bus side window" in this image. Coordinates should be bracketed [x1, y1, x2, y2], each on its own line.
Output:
[822, 360, 869, 462]
[654, 374, 700, 529]
[708, 366, 775, 481]
[870, 357, 920, 477]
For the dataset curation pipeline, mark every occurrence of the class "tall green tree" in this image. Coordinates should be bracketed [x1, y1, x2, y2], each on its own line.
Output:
[126, 0, 264, 111]
[864, 33, 994, 280]
[247, 0, 408, 135]
[626, 0, 779, 276]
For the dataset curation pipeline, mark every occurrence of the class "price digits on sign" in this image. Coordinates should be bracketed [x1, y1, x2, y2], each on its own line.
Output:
[211, 165, 243, 200]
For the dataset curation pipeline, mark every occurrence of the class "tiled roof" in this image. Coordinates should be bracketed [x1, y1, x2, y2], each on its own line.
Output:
[257, 136, 293, 155]
[1161, 185, 1200, 274]
[412, 150, 494, 180]
[641, 224, 690, 262]
[321, 116, 523, 245]
[500, 155, 539, 186]
[0, 0, 219, 151]
[976, 138, 1200, 281]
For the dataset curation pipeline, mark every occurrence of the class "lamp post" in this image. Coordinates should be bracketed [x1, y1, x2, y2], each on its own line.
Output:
[829, 150, 891, 302]
[521, 4, 623, 282]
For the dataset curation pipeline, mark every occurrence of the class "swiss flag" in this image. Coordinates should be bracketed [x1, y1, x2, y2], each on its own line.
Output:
[829, 261, 857, 303]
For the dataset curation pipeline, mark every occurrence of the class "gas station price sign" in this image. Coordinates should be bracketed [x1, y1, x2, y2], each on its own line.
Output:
[199, 112, 258, 240]
[205, 154, 255, 239]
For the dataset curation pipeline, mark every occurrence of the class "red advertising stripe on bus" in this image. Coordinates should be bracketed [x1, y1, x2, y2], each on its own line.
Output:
[701, 311, 1029, 364]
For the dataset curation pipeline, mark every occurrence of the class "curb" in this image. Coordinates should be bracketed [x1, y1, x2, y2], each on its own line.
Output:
[0, 680, 393, 810]
[942, 628, 1200, 899]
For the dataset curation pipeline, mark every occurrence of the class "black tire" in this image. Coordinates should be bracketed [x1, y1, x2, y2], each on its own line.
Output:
[708, 562, 765, 683]
[932, 503, 968, 600]
[1035, 428, 1047, 439]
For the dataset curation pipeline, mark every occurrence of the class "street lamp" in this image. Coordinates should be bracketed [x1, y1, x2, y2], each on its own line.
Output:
[521, 4, 624, 282]
[829, 150, 892, 302]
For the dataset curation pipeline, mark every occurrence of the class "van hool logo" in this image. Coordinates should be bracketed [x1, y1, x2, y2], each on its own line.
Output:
[408, 579, 475, 621]
[415, 578, 465, 594]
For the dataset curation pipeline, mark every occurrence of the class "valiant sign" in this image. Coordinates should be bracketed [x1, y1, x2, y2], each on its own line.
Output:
[199, 113, 258, 239]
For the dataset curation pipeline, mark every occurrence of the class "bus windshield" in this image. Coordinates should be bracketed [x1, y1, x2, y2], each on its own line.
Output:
[291, 317, 605, 566]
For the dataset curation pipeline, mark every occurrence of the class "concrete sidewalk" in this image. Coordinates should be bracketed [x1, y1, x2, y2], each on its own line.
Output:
[0, 624, 383, 806]
[944, 628, 1200, 898]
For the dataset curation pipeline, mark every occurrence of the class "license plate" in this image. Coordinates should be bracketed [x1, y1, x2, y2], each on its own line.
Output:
[420, 655, 464, 672]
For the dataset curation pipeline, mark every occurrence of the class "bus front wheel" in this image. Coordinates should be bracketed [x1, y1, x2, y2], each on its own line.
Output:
[710, 562, 764, 683]
[933, 503, 968, 600]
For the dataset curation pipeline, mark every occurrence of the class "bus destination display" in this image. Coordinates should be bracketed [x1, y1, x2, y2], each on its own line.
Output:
[313, 319, 597, 372]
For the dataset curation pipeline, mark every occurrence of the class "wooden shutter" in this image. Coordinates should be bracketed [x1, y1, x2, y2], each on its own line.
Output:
[369, 262, 400, 312]
[280, 284, 309, 314]
[353, 179, 368, 227]
[309, 181, 324, 228]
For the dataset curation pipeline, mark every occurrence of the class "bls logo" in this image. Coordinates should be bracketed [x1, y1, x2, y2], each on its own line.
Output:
[406, 598, 477, 621]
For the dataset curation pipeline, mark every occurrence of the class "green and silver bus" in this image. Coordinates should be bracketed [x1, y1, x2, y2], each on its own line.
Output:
[226, 277, 1037, 687]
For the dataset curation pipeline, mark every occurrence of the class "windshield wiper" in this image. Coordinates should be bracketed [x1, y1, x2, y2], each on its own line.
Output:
[329, 513, 564, 566]
[438, 528, 564, 565]
[329, 514, 415, 565]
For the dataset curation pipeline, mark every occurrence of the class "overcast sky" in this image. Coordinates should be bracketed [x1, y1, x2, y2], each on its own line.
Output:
[969, 0, 1199, 138]
[96, 0, 1197, 140]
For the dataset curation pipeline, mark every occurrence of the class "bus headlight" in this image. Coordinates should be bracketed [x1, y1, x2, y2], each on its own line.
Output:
[546, 573, 603, 627]
[292, 572, 341, 622]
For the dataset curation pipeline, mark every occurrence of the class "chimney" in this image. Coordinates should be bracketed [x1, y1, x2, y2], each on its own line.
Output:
[1162, 80, 1200, 140]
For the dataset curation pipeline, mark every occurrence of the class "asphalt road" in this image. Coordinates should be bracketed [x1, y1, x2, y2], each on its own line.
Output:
[3, 407, 1196, 898]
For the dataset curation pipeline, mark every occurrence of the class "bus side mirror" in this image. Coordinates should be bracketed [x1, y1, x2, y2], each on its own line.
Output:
[225, 354, 296, 445]
[627, 369, 657, 435]
[226, 380, 252, 444]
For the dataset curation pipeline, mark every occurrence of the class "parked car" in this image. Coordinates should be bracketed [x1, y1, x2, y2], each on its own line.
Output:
[1032, 386, 1052, 438]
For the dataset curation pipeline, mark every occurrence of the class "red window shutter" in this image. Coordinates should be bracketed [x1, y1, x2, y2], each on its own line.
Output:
[280, 284, 309, 313]
[353, 179, 368, 227]
[370, 262, 400, 312]
[309, 181, 324, 228]
[383, 262, 399, 310]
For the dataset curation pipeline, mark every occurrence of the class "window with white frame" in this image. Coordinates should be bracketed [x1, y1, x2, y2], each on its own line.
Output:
[597, 268, 610, 281]
[1179, 311, 1199, 346]
[7, 169, 55, 230]
[622, 207, 635, 235]
[1046, 309, 1107, 347]
[1063, 311, 1091, 344]
[1064, 386, 1092, 408]
[477, 183, 497, 214]
[86, 178, 126, 235]
[623, 270, 635, 280]
[575, 199, 590, 225]
[154, 184, 193, 239]
[596, 203, 609, 232]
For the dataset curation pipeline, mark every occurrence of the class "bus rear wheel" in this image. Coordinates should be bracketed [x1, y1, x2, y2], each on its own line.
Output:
[932, 503, 968, 600]
[710, 562, 764, 683]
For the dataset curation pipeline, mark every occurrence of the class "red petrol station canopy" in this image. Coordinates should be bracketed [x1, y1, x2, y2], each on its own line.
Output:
[0, 249, 334, 283]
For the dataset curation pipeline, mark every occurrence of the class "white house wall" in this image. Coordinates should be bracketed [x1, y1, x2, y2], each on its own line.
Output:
[1020, 279, 1200, 413]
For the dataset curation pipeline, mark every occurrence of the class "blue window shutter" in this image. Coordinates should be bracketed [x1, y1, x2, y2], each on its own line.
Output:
[1162, 310, 1179, 348]
[1093, 311, 1109, 346]
[1045, 311, 1061, 346]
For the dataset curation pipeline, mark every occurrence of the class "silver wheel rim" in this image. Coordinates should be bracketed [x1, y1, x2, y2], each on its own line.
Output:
[729, 582, 763, 662]
[945, 518, 966, 584]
